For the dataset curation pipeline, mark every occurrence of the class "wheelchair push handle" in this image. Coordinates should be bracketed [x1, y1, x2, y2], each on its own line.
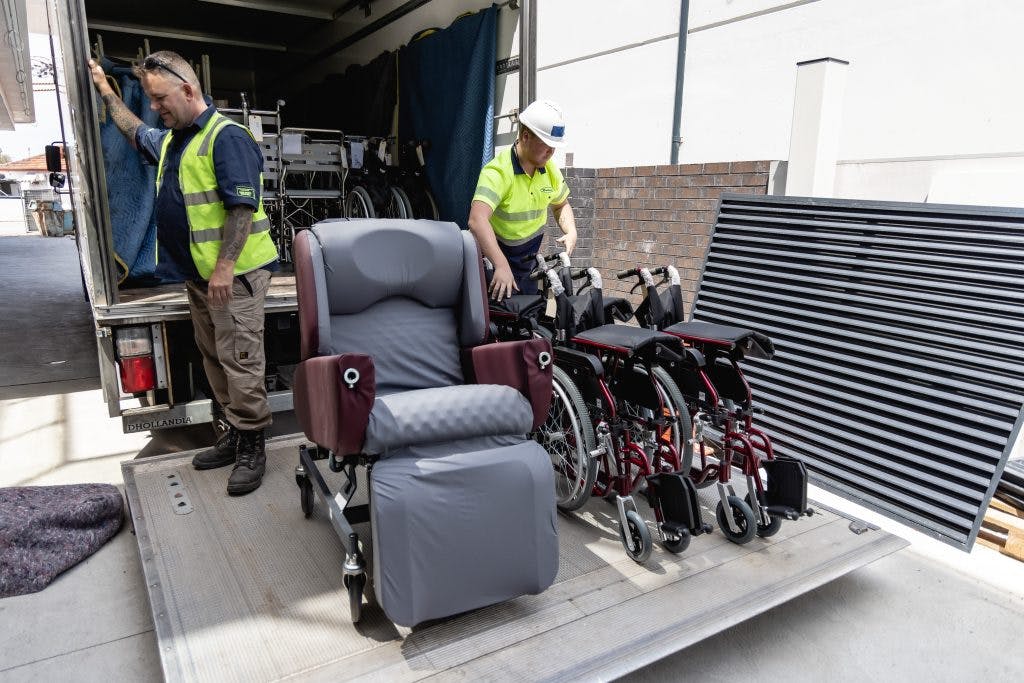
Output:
[616, 267, 640, 280]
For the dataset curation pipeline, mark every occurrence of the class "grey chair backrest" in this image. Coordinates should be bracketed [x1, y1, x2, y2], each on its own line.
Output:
[303, 219, 488, 395]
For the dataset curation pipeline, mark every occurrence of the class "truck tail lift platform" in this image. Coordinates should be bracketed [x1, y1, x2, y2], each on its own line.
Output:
[123, 435, 906, 682]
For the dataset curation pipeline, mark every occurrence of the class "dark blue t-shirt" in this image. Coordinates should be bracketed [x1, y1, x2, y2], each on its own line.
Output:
[136, 104, 277, 281]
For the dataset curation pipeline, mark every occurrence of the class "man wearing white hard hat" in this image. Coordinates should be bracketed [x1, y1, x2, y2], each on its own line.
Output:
[469, 99, 578, 299]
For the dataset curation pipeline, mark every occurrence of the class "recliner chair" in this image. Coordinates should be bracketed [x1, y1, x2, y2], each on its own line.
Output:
[291, 218, 559, 626]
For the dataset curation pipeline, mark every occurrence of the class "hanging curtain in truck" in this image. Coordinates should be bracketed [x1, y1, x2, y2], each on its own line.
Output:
[398, 5, 496, 226]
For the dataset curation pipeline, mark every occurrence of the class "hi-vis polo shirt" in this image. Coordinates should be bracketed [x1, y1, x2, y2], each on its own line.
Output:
[473, 145, 570, 255]
[136, 103, 275, 281]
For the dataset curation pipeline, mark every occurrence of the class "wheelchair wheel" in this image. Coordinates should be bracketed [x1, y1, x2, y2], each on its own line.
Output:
[537, 366, 598, 512]
[299, 474, 314, 518]
[422, 188, 439, 220]
[393, 186, 414, 219]
[651, 366, 694, 475]
[747, 492, 782, 538]
[716, 495, 756, 544]
[620, 509, 653, 563]
[344, 572, 365, 623]
[344, 185, 376, 218]
[662, 529, 690, 554]
[383, 186, 409, 219]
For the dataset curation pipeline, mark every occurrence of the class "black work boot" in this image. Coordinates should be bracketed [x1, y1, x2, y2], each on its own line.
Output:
[192, 425, 239, 470]
[227, 429, 266, 495]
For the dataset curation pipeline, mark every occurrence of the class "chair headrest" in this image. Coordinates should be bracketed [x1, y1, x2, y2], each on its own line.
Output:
[311, 219, 466, 315]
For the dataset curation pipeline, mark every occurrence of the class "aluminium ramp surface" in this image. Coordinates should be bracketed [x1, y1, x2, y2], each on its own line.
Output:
[122, 436, 907, 682]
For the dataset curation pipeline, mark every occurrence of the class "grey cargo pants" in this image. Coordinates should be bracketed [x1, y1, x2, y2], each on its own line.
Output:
[186, 269, 273, 431]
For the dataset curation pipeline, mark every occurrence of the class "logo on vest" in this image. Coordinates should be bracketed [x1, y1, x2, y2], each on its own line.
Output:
[541, 185, 553, 194]
[236, 185, 256, 199]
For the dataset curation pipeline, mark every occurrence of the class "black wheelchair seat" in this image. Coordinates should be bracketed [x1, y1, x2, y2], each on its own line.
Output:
[572, 324, 679, 356]
[664, 321, 774, 360]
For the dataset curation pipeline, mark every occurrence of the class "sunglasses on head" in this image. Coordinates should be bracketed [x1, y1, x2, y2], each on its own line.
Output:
[142, 57, 188, 84]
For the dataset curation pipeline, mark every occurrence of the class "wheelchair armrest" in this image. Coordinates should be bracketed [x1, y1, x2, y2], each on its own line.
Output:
[462, 339, 554, 431]
[293, 353, 376, 455]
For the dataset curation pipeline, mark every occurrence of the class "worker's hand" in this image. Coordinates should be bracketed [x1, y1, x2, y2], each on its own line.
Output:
[556, 231, 577, 256]
[489, 263, 519, 301]
[207, 262, 235, 308]
[87, 59, 113, 97]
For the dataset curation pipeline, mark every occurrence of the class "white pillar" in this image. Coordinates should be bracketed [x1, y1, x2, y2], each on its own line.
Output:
[785, 57, 849, 197]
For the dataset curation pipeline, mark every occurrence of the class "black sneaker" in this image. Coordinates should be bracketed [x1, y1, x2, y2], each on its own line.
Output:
[192, 426, 239, 470]
[227, 429, 266, 495]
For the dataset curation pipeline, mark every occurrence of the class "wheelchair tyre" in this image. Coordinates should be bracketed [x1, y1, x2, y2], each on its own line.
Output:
[344, 573, 365, 623]
[537, 366, 598, 512]
[299, 475, 314, 518]
[651, 366, 694, 474]
[393, 186, 414, 219]
[344, 185, 376, 218]
[620, 509, 653, 563]
[662, 529, 690, 554]
[747, 492, 783, 538]
[422, 188, 439, 220]
[716, 495, 756, 545]
[383, 186, 409, 219]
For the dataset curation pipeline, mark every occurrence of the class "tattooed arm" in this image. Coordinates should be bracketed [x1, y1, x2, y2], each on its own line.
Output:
[207, 206, 255, 306]
[87, 59, 143, 147]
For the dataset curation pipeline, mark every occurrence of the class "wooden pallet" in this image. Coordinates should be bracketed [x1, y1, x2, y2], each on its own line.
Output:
[978, 497, 1024, 562]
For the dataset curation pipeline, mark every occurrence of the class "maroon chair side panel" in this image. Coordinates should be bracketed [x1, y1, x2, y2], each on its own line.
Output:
[464, 339, 553, 430]
[294, 353, 376, 454]
[293, 231, 319, 362]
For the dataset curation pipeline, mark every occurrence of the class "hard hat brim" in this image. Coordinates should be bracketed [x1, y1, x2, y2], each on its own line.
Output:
[525, 125, 567, 149]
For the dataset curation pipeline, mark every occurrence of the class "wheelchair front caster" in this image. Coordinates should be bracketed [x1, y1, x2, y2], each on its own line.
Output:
[344, 573, 366, 623]
[619, 510, 653, 563]
[295, 465, 314, 518]
[716, 495, 756, 545]
[746, 493, 782, 538]
[299, 476, 314, 518]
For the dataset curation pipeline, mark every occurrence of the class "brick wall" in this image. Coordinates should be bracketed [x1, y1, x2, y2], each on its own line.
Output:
[550, 161, 771, 313]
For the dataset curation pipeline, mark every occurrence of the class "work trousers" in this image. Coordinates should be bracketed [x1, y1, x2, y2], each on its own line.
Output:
[186, 269, 273, 431]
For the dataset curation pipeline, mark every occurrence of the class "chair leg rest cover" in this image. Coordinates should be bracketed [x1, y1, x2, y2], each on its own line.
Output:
[369, 439, 558, 626]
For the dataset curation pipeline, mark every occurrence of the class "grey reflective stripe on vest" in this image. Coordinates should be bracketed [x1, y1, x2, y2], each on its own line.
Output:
[494, 207, 545, 222]
[474, 186, 501, 205]
[183, 189, 221, 206]
[496, 224, 546, 246]
[198, 116, 233, 156]
[190, 216, 272, 244]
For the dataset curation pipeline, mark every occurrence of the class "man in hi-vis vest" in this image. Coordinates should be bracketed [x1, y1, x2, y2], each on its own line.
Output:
[88, 51, 278, 495]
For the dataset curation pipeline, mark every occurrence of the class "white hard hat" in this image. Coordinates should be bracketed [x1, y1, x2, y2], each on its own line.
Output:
[518, 100, 567, 148]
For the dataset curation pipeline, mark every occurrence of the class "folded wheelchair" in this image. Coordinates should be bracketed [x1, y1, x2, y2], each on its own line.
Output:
[623, 264, 813, 543]
[291, 218, 559, 625]
[489, 253, 710, 562]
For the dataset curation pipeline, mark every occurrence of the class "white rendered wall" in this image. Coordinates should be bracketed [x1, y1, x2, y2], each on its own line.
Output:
[537, 0, 1024, 202]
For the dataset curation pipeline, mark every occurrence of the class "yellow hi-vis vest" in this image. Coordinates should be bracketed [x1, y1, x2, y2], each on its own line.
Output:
[156, 111, 277, 280]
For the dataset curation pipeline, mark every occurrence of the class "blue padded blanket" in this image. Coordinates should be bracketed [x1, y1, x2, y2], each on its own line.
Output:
[98, 60, 180, 285]
[398, 6, 496, 227]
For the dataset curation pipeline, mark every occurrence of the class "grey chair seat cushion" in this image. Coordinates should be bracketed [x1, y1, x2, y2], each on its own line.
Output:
[364, 384, 534, 454]
[370, 438, 559, 626]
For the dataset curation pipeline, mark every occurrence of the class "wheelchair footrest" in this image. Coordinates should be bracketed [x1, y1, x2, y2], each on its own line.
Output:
[647, 472, 707, 534]
[763, 455, 809, 515]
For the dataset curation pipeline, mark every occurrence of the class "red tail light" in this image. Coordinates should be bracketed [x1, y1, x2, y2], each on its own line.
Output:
[119, 355, 156, 393]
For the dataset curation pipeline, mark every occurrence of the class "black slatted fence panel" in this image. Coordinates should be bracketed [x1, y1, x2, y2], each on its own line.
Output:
[692, 193, 1024, 550]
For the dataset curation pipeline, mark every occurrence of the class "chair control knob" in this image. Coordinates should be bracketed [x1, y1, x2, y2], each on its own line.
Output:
[343, 368, 360, 389]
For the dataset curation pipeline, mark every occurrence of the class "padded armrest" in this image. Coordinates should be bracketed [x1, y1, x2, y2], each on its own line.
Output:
[463, 339, 554, 431]
[293, 353, 376, 455]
